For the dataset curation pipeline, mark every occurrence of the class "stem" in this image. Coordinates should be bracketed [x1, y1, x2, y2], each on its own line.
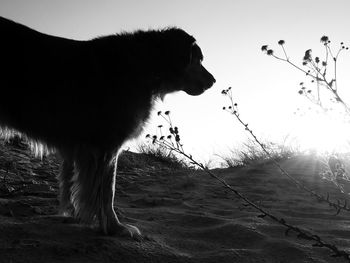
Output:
[281, 45, 289, 60]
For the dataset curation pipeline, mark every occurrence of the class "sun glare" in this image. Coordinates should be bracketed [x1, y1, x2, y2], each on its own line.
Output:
[294, 112, 350, 153]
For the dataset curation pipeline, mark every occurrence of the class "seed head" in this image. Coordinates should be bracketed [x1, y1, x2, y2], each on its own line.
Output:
[278, 40, 285, 45]
[303, 49, 312, 61]
[320, 35, 329, 44]
[267, 49, 274, 56]
[165, 111, 170, 115]
[261, 45, 268, 52]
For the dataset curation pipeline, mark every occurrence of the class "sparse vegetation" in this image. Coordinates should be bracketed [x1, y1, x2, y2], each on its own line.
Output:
[261, 36, 350, 191]
[136, 142, 189, 170]
[219, 139, 299, 168]
[317, 153, 350, 194]
[221, 86, 350, 215]
[262, 36, 350, 115]
[116, 147, 189, 175]
[146, 111, 350, 260]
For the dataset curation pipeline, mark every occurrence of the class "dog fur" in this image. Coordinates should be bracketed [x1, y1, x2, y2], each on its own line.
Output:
[0, 16, 215, 237]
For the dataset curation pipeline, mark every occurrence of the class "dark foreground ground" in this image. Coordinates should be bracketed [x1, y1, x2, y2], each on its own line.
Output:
[0, 138, 350, 263]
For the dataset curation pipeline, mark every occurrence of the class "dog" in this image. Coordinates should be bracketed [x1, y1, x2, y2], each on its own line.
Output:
[0, 16, 215, 238]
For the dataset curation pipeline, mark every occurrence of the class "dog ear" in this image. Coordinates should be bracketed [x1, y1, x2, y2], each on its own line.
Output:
[189, 43, 203, 66]
[162, 28, 196, 70]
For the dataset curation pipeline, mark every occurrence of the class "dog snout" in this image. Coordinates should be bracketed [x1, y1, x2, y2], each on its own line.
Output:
[210, 74, 216, 85]
[206, 71, 216, 88]
[201, 66, 215, 87]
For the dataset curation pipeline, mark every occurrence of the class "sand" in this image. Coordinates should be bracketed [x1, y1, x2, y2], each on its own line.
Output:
[0, 140, 349, 263]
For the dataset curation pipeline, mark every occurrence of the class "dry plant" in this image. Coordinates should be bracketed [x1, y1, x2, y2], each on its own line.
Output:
[146, 111, 350, 261]
[222, 87, 350, 215]
[318, 153, 350, 194]
[261, 36, 350, 114]
[220, 139, 298, 168]
[137, 142, 188, 170]
[261, 36, 350, 192]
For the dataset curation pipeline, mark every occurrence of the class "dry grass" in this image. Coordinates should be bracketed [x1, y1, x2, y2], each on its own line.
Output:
[219, 139, 299, 168]
[135, 143, 189, 170]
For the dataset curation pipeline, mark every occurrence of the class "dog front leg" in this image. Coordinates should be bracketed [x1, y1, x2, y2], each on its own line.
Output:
[98, 153, 142, 239]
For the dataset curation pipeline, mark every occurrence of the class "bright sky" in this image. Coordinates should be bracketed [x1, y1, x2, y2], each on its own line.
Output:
[2, 0, 350, 165]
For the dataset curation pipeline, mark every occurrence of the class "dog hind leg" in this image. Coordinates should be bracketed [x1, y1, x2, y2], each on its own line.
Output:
[57, 151, 75, 216]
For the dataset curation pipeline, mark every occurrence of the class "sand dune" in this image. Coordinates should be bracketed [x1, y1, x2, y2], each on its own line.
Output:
[0, 140, 349, 262]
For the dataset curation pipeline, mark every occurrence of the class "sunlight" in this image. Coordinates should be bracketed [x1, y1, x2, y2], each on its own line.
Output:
[294, 111, 350, 153]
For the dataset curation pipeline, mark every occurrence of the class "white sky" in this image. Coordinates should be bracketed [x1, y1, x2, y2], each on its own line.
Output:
[2, 0, 350, 165]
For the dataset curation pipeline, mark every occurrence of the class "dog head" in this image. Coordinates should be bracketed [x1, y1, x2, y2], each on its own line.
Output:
[181, 43, 216, 96]
[158, 28, 215, 96]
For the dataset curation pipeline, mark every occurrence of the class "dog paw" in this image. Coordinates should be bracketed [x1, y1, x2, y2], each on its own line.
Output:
[104, 220, 142, 240]
[122, 224, 142, 241]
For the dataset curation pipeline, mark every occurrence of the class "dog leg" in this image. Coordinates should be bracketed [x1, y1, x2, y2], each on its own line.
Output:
[57, 151, 75, 216]
[98, 154, 142, 239]
[71, 148, 141, 238]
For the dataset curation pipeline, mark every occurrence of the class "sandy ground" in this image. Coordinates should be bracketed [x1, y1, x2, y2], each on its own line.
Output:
[0, 140, 350, 263]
